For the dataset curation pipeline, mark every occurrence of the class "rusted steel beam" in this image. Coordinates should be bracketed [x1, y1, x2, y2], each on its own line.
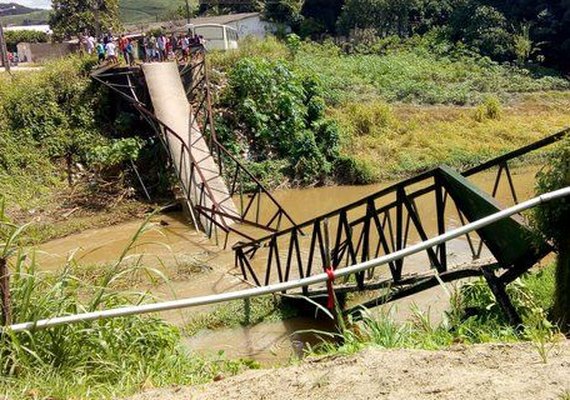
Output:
[481, 266, 522, 328]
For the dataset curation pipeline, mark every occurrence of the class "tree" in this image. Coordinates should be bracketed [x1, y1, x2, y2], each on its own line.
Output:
[264, 0, 304, 26]
[449, 3, 514, 61]
[49, 0, 122, 40]
[198, 0, 262, 15]
[534, 135, 570, 334]
[337, 0, 421, 37]
[300, 0, 344, 35]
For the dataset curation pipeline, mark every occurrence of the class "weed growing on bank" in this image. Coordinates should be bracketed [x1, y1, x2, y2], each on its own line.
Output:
[0, 208, 255, 399]
[332, 93, 570, 180]
[308, 264, 560, 357]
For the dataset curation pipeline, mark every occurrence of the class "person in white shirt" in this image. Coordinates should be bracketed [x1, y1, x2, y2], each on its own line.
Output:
[105, 41, 118, 64]
[86, 36, 96, 55]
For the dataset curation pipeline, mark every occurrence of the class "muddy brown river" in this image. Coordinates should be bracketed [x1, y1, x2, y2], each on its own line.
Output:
[34, 166, 540, 365]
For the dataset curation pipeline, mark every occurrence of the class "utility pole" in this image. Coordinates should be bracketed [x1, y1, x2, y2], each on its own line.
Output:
[0, 7, 14, 73]
[185, 0, 191, 25]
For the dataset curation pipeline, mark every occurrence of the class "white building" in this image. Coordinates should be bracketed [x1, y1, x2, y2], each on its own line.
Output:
[190, 13, 283, 39]
[132, 13, 286, 41]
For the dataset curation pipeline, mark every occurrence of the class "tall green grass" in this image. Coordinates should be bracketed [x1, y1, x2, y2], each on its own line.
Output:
[0, 204, 254, 399]
[210, 38, 570, 106]
[308, 265, 560, 358]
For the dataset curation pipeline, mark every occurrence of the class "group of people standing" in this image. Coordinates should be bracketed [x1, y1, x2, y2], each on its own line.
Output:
[143, 32, 204, 63]
[80, 31, 205, 66]
[81, 33, 134, 66]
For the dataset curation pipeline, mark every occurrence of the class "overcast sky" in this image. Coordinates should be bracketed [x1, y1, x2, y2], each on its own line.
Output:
[0, 0, 51, 9]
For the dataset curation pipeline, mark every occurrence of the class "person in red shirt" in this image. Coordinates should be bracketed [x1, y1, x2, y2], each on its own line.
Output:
[118, 34, 130, 65]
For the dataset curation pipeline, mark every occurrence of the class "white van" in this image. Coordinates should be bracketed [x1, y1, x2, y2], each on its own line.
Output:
[184, 24, 239, 51]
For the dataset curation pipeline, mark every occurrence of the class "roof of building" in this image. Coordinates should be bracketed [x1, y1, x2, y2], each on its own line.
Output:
[125, 12, 263, 34]
[189, 12, 261, 25]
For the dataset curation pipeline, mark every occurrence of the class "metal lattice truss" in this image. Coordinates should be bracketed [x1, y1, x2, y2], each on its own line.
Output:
[233, 129, 569, 323]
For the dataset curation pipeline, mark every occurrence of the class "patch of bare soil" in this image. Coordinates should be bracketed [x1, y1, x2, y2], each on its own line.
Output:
[130, 341, 570, 400]
[8, 174, 161, 245]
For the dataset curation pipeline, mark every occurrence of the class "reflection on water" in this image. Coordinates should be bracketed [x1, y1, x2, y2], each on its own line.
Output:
[184, 317, 335, 366]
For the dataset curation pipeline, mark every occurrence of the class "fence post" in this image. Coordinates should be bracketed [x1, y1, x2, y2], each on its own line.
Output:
[0, 257, 12, 326]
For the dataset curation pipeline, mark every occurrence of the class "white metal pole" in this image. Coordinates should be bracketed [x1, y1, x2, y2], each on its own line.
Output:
[6, 187, 570, 333]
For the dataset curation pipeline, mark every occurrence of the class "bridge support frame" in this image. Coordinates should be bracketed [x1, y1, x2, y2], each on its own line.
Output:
[481, 266, 522, 328]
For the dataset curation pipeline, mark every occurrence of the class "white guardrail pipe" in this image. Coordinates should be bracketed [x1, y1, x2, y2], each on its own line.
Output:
[7, 187, 570, 333]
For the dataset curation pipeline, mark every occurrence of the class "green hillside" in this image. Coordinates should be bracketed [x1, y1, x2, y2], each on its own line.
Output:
[1, 9, 50, 26]
[0, 2, 39, 15]
[119, 0, 184, 23]
[0, 2, 50, 26]
[1, 0, 184, 26]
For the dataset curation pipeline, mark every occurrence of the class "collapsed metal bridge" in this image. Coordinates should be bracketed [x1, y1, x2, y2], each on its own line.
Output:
[92, 52, 296, 247]
[92, 53, 569, 325]
[233, 129, 568, 324]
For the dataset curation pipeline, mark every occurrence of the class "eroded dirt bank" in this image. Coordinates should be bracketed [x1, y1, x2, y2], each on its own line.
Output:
[129, 341, 570, 400]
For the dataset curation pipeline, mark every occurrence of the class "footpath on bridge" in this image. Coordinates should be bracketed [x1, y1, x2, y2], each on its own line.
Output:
[141, 62, 239, 232]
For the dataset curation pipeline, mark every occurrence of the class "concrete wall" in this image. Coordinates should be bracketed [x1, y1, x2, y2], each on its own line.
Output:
[17, 42, 79, 63]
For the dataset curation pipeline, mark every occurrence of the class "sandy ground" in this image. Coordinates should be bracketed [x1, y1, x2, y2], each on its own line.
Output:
[129, 341, 570, 400]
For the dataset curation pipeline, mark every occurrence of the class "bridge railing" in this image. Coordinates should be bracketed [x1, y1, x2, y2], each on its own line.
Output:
[233, 128, 569, 292]
[92, 70, 243, 243]
[180, 53, 298, 237]
[91, 53, 297, 246]
[9, 186, 570, 333]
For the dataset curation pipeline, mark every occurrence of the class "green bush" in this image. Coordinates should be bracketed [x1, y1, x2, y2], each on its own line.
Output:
[334, 155, 378, 184]
[533, 136, 570, 332]
[219, 57, 341, 186]
[0, 56, 155, 210]
[88, 137, 145, 170]
[4, 30, 49, 52]
[473, 96, 502, 122]
[0, 56, 102, 161]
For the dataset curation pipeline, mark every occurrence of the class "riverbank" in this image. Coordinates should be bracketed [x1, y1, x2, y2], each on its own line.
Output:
[129, 341, 570, 400]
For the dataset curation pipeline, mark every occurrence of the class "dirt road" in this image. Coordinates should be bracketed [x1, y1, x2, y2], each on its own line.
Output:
[129, 341, 570, 400]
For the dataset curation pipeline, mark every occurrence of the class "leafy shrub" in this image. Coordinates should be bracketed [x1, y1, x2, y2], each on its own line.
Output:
[334, 155, 378, 184]
[219, 57, 341, 186]
[4, 30, 49, 52]
[88, 137, 145, 170]
[0, 56, 102, 162]
[533, 136, 570, 332]
[473, 96, 502, 122]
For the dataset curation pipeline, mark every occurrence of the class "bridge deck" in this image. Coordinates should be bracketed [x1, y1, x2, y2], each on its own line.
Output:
[141, 62, 239, 232]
